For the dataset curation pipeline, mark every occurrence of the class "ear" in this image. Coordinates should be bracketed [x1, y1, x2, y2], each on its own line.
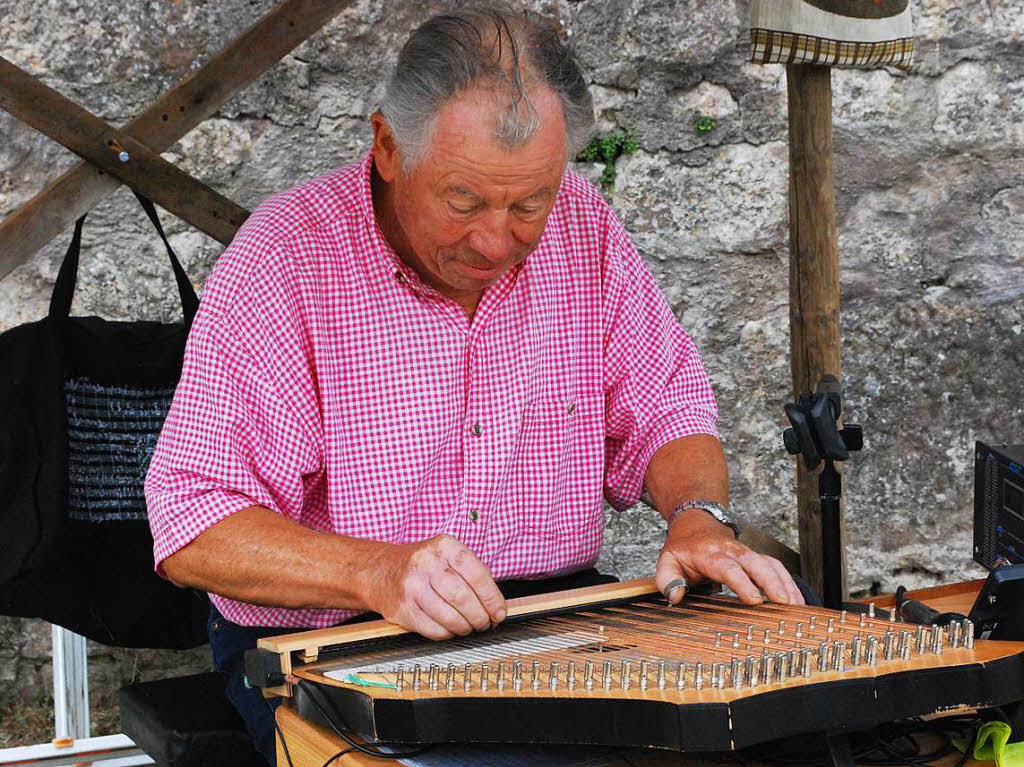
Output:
[371, 112, 401, 183]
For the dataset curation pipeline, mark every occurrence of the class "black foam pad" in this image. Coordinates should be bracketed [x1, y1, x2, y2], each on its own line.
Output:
[119, 672, 266, 767]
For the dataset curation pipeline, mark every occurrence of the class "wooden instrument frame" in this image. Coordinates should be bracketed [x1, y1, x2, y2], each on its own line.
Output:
[255, 579, 1024, 753]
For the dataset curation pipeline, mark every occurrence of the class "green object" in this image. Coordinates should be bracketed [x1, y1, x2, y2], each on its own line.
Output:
[955, 721, 1024, 766]
[575, 131, 639, 191]
[693, 115, 716, 134]
[340, 673, 396, 689]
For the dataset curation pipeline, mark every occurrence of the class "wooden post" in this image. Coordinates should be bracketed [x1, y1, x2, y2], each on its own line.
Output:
[786, 64, 847, 599]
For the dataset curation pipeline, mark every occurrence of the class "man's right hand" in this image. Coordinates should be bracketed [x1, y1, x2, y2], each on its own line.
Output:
[363, 534, 507, 640]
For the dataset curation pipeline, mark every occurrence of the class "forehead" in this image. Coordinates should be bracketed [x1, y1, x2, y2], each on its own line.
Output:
[414, 86, 567, 198]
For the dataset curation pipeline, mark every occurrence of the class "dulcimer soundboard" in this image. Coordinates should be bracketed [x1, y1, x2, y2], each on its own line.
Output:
[248, 579, 1024, 752]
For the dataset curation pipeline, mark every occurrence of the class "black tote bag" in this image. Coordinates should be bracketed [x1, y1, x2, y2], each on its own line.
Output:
[0, 193, 209, 648]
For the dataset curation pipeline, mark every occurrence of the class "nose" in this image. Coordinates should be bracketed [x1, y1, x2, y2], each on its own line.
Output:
[466, 209, 519, 264]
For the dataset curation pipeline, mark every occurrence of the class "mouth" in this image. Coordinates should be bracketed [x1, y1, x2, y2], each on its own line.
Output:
[460, 261, 506, 280]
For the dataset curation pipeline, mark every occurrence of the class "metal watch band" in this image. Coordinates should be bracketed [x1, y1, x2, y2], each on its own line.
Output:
[667, 499, 741, 538]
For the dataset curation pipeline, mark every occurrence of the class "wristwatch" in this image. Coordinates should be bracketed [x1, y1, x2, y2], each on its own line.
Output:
[667, 499, 741, 538]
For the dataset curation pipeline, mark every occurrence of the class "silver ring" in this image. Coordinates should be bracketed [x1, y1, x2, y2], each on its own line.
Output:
[664, 577, 688, 597]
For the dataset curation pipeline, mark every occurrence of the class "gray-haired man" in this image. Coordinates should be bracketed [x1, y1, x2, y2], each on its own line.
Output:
[146, 6, 802, 762]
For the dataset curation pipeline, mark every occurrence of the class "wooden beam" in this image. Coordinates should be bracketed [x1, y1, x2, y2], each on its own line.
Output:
[0, 0, 355, 279]
[0, 57, 248, 244]
[786, 64, 847, 600]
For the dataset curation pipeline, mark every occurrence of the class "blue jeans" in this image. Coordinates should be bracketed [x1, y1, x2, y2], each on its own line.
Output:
[208, 605, 295, 765]
[208, 568, 617, 765]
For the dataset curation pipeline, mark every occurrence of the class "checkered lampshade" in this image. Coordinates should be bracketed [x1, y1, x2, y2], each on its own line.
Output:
[750, 0, 914, 70]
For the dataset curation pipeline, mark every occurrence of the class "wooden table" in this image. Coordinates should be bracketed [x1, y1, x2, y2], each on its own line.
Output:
[275, 581, 995, 766]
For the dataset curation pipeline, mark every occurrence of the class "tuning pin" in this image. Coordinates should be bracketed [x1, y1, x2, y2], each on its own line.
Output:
[796, 622, 804, 638]
[764, 629, 772, 645]
[747, 624, 755, 641]
[818, 641, 829, 671]
[584, 660, 594, 690]
[481, 662, 489, 692]
[532, 660, 541, 690]
[839, 611, 847, 625]
[513, 660, 522, 691]
[859, 613, 867, 629]
[897, 630, 911, 658]
[710, 662, 720, 688]
[867, 637, 879, 666]
[832, 641, 844, 671]
[745, 656, 758, 687]
[851, 636, 862, 666]
[964, 619, 975, 649]
[413, 664, 422, 691]
[621, 660, 632, 690]
[775, 652, 788, 682]
[760, 653, 772, 686]
[883, 632, 894, 661]
[447, 663, 456, 692]
[800, 648, 812, 677]
[568, 661, 576, 691]
[395, 664, 405, 693]
[676, 662, 686, 690]
[603, 660, 613, 690]
[657, 660, 667, 690]
[550, 662, 559, 691]
[868, 602, 876, 618]
[809, 615, 817, 629]
[695, 662, 704, 690]
[428, 664, 439, 691]
[733, 633, 741, 649]
[932, 626, 945, 655]
[827, 617, 835, 634]
[464, 663, 473, 692]
[714, 631, 722, 648]
[778, 619, 787, 634]
[731, 658, 742, 689]
[950, 622, 963, 648]
[497, 661, 505, 692]
[639, 660, 649, 690]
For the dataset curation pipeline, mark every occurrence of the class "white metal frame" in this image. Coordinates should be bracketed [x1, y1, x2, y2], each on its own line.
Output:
[0, 627, 152, 766]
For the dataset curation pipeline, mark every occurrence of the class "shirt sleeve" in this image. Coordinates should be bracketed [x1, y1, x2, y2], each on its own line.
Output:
[144, 302, 321, 573]
[601, 215, 719, 512]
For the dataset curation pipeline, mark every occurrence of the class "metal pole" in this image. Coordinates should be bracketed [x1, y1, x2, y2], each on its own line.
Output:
[51, 625, 90, 740]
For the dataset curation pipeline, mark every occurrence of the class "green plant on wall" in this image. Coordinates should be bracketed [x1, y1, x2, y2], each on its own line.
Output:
[575, 131, 639, 190]
[693, 114, 716, 134]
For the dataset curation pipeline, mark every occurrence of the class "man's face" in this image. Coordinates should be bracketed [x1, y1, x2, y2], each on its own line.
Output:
[374, 87, 568, 305]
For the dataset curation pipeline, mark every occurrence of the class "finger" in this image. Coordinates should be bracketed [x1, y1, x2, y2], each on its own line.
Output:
[775, 560, 806, 605]
[654, 553, 691, 605]
[415, 587, 475, 637]
[431, 567, 492, 632]
[708, 558, 762, 604]
[737, 551, 792, 605]
[444, 542, 507, 623]
[401, 604, 455, 641]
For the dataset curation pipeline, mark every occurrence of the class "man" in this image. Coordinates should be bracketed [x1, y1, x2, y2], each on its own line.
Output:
[145, 6, 802, 763]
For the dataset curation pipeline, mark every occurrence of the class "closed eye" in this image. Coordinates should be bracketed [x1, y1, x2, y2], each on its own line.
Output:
[447, 201, 480, 215]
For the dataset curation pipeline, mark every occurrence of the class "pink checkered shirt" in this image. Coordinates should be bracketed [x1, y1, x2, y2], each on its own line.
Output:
[144, 153, 718, 628]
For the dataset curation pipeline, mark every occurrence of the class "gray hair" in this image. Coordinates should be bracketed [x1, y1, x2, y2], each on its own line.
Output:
[379, 5, 595, 170]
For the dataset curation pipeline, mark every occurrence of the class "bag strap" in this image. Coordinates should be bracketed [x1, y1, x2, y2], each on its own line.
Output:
[48, 194, 200, 324]
[49, 215, 85, 319]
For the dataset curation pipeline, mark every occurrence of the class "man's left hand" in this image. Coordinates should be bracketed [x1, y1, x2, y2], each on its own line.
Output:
[654, 510, 804, 606]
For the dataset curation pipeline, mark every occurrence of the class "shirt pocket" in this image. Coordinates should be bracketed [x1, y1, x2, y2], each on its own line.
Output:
[505, 396, 580, 535]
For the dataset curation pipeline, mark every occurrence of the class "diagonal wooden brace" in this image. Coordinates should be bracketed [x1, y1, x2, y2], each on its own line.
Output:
[0, 56, 250, 244]
[0, 0, 355, 280]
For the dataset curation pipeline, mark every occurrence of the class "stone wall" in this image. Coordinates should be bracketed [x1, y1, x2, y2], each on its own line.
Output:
[2, 0, 1022, 737]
